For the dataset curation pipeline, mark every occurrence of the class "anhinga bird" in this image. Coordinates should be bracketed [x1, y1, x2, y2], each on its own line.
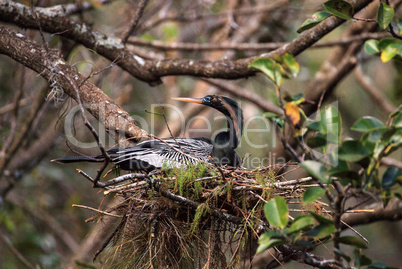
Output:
[53, 95, 243, 171]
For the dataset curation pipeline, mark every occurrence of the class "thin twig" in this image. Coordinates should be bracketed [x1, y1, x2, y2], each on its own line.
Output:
[355, 65, 396, 114]
[0, 233, 36, 269]
[72, 204, 123, 218]
[128, 32, 390, 52]
[121, 0, 149, 43]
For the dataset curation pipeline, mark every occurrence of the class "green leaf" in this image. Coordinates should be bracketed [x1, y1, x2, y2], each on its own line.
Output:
[328, 159, 349, 176]
[299, 161, 330, 183]
[310, 212, 334, 225]
[263, 112, 280, 119]
[281, 54, 300, 78]
[297, 11, 332, 33]
[249, 58, 283, 86]
[338, 140, 371, 162]
[256, 232, 285, 253]
[288, 215, 315, 234]
[354, 249, 372, 267]
[364, 39, 380, 55]
[306, 224, 336, 239]
[378, 38, 402, 63]
[264, 196, 289, 228]
[337, 236, 368, 249]
[351, 116, 384, 132]
[362, 126, 394, 143]
[256, 238, 284, 254]
[377, 3, 395, 29]
[306, 119, 322, 131]
[382, 166, 400, 189]
[320, 105, 342, 144]
[303, 187, 326, 203]
[378, 38, 398, 50]
[391, 110, 402, 127]
[381, 44, 399, 62]
[291, 93, 304, 103]
[307, 135, 327, 148]
[323, 0, 354, 20]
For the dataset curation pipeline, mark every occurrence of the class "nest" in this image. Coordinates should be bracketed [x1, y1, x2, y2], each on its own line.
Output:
[81, 162, 317, 268]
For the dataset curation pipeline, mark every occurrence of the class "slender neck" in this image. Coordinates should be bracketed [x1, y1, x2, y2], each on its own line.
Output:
[223, 112, 243, 149]
[211, 97, 243, 149]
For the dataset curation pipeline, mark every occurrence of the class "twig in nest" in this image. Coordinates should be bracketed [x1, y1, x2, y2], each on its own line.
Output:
[72, 204, 123, 218]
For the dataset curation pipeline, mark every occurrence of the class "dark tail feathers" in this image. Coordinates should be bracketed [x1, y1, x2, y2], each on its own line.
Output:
[52, 155, 105, 163]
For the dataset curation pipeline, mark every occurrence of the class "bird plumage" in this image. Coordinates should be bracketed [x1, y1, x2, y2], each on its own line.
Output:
[53, 95, 243, 171]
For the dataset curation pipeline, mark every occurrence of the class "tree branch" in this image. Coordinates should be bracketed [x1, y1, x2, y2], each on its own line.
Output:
[354, 65, 396, 114]
[341, 202, 402, 228]
[0, 0, 374, 84]
[0, 26, 149, 147]
[121, 0, 149, 43]
[128, 32, 389, 52]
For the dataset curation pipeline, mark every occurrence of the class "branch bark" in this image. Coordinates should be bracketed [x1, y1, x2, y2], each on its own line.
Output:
[0, 0, 374, 84]
[341, 201, 402, 228]
[0, 26, 149, 147]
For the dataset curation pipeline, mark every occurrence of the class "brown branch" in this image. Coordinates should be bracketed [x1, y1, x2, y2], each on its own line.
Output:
[276, 245, 342, 269]
[341, 202, 402, 228]
[1, 67, 25, 157]
[354, 65, 396, 114]
[0, 232, 36, 269]
[63, 202, 121, 267]
[303, 1, 379, 116]
[0, 26, 149, 148]
[0, 82, 47, 178]
[33, 0, 115, 16]
[121, 0, 149, 43]
[0, 97, 30, 115]
[154, 183, 253, 228]
[6, 116, 59, 177]
[380, 157, 402, 169]
[204, 78, 284, 115]
[128, 32, 390, 52]
[0, 0, 375, 84]
[139, 1, 289, 32]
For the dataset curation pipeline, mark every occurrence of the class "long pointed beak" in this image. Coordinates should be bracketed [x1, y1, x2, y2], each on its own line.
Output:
[172, 97, 203, 104]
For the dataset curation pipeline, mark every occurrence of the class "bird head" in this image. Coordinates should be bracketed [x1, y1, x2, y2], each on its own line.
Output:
[173, 95, 243, 148]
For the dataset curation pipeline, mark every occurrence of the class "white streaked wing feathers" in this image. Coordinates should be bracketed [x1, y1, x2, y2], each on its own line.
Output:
[113, 138, 212, 168]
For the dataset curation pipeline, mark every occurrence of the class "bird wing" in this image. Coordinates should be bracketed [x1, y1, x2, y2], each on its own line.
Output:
[112, 138, 213, 169]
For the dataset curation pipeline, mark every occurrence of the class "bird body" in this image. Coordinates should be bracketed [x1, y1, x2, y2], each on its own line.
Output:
[54, 95, 243, 171]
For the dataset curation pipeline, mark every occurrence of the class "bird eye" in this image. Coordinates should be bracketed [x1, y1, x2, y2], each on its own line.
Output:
[204, 96, 211, 102]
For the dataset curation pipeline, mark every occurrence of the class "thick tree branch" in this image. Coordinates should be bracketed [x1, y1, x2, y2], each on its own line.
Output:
[0, 26, 149, 147]
[0, 0, 374, 84]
